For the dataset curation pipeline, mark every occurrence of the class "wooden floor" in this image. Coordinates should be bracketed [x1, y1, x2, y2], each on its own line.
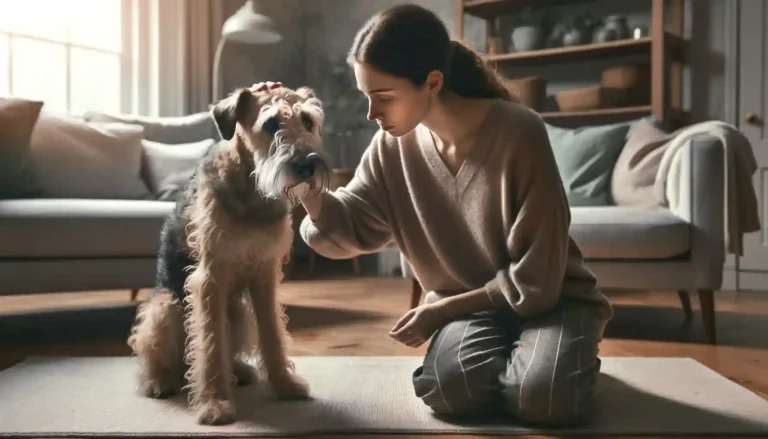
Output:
[1, 261, 767, 437]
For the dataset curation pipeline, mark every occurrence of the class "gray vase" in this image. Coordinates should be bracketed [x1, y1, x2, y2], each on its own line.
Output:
[511, 26, 544, 52]
[562, 28, 589, 46]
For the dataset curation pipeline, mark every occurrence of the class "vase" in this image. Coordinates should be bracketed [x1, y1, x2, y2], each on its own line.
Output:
[562, 28, 589, 46]
[511, 26, 545, 51]
[602, 15, 630, 40]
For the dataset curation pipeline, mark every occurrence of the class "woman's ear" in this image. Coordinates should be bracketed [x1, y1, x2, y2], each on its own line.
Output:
[426, 70, 444, 97]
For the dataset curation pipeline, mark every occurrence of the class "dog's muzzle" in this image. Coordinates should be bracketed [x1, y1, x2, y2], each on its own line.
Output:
[291, 152, 325, 180]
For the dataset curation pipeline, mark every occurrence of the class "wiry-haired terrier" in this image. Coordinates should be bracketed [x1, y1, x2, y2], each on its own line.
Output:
[127, 85, 331, 425]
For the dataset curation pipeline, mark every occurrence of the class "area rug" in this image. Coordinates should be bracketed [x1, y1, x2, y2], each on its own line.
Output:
[1, 356, 768, 437]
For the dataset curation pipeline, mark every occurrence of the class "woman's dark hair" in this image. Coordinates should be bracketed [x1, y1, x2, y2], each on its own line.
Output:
[348, 4, 514, 102]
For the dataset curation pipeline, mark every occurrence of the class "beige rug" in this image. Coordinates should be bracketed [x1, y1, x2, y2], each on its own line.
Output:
[1, 356, 768, 437]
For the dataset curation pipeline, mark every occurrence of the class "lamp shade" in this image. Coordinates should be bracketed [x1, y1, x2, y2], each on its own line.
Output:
[221, 0, 282, 45]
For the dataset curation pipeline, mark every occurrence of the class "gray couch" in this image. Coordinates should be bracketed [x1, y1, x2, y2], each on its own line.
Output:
[0, 109, 220, 299]
[0, 109, 725, 346]
[401, 134, 725, 345]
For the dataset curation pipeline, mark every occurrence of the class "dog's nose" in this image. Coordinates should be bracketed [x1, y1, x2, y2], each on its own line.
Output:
[293, 158, 315, 179]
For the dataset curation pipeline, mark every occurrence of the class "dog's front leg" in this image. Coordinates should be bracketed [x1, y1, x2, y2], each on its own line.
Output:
[248, 264, 310, 400]
[184, 262, 236, 425]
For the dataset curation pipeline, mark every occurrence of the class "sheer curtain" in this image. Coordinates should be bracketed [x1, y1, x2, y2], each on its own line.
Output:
[126, 0, 224, 117]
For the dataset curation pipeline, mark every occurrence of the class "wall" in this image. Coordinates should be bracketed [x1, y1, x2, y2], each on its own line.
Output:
[217, 0, 307, 100]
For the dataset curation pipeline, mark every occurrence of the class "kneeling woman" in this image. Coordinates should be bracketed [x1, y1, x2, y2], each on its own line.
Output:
[288, 4, 612, 426]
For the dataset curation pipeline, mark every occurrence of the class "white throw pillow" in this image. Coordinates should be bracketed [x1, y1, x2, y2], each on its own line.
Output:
[141, 138, 218, 201]
[28, 113, 153, 199]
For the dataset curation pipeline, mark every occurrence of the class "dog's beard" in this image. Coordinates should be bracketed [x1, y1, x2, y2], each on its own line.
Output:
[252, 132, 331, 204]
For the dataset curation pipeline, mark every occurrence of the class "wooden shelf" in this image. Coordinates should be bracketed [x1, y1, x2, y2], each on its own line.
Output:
[485, 37, 652, 64]
[463, 0, 585, 19]
[540, 105, 652, 120]
[456, 0, 688, 127]
[483, 33, 684, 65]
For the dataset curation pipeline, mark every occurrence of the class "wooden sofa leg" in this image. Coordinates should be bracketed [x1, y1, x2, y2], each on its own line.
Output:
[677, 290, 693, 319]
[130, 289, 139, 302]
[698, 289, 717, 345]
[410, 278, 423, 309]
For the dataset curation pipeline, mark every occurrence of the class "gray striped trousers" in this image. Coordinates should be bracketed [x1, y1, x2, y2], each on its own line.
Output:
[412, 297, 609, 426]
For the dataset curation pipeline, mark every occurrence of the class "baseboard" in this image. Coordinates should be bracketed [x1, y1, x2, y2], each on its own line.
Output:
[735, 271, 768, 292]
[721, 268, 737, 291]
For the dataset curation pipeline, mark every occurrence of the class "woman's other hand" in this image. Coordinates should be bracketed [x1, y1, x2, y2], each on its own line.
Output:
[250, 81, 283, 92]
[388, 302, 446, 348]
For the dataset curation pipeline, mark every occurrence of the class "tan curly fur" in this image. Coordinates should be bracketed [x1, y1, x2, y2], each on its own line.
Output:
[127, 85, 330, 426]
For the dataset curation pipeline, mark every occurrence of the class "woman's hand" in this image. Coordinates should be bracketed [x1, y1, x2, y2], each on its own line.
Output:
[389, 302, 447, 348]
[250, 81, 283, 92]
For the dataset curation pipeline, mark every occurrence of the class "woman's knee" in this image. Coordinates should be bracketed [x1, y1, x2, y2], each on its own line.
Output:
[498, 368, 596, 426]
[412, 354, 507, 417]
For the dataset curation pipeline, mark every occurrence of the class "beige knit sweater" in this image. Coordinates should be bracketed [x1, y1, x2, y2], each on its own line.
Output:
[300, 100, 611, 319]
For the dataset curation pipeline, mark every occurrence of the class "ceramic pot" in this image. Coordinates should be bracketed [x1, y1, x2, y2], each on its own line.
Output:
[562, 28, 589, 46]
[511, 26, 545, 51]
[602, 15, 630, 40]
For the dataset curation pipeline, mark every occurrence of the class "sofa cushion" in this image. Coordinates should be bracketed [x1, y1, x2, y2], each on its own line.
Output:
[28, 114, 153, 199]
[0, 199, 175, 258]
[611, 118, 679, 208]
[545, 121, 632, 207]
[570, 206, 689, 259]
[0, 97, 45, 199]
[141, 138, 218, 201]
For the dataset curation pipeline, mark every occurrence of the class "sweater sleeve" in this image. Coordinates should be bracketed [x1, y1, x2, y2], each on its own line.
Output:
[483, 117, 573, 318]
[299, 131, 393, 259]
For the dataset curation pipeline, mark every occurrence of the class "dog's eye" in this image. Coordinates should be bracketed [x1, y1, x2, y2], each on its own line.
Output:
[301, 113, 314, 131]
[263, 117, 280, 135]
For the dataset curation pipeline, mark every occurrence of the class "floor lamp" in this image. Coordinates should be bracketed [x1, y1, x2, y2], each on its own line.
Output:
[212, 0, 282, 102]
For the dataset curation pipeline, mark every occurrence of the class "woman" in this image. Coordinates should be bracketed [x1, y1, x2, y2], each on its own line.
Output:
[256, 4, 612, 426]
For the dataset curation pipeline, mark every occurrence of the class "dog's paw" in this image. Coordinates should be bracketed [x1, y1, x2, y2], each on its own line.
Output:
[232, 360, 259, 387]
[195, 399, 236, 425]
[271, 373, 310, 400]
[138, 376, 182, 399]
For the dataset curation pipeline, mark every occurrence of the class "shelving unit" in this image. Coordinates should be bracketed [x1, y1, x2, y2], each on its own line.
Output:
[454, 0, 688, 125]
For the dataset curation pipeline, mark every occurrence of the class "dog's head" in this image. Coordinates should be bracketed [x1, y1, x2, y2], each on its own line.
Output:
[210, 86, 331, 201]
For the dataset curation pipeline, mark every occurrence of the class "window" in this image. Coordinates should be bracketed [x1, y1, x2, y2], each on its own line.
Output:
[0, 0, 126, 115]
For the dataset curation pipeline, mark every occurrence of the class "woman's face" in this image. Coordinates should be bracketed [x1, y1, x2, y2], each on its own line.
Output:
[353, 62, 441, 137]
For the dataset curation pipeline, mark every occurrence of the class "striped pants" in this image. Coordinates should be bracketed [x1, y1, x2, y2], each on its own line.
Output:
[412, 297, 609, 426]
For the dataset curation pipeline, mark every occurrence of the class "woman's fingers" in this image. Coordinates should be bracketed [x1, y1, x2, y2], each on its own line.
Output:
[250, 81, 283, 92]
[390, 309, 415, 333]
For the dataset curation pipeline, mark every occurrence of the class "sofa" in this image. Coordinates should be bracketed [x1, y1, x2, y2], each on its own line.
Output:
[0, 97, 725, 344]
[0, 97, 223, 299]
[401, 117, 725, 346]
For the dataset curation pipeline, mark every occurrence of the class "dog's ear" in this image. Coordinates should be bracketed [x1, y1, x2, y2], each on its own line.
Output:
[295, 87, 318, 101]
[210, 88, 253, 141]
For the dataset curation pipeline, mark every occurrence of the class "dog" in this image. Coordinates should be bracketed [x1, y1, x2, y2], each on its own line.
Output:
[126, 85, 331, 425]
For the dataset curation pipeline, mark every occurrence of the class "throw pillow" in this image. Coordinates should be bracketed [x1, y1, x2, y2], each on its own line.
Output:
[84, 111, 219, 144]
[28, 114, 153, 199]
[141, 138, 219, 201]
[0, 97, 45, 198]
[611, 118, 677, 207]
[545, 121, 632, 206]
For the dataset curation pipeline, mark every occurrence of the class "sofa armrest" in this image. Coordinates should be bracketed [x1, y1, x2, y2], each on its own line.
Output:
[669, 136, 725, 287]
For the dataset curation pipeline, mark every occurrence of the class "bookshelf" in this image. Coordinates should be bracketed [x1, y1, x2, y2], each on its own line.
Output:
[454, 0, 688, 125]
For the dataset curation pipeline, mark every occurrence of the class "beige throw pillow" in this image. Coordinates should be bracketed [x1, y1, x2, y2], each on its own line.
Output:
[28, 114, 153, 199]
[611, 119, 677, 208]
[0, 97, 45, 198]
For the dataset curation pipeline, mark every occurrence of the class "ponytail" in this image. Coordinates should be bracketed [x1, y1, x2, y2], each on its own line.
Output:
[445, 40, 516, 102]
[349, 4, 517, 103]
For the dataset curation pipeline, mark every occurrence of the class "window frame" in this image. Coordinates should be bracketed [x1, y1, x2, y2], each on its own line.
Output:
[0, 0, 133, 115]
